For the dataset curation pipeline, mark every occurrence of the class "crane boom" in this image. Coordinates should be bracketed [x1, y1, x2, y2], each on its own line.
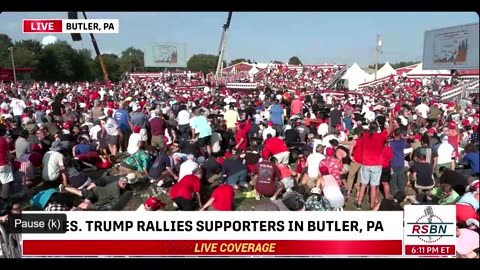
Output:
[215, 12, 232, 77]
[82, 12, 110, 82]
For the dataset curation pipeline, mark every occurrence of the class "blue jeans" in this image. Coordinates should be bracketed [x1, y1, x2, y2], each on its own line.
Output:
[390, 167, 407, 197]
[227, 170, 248, 187]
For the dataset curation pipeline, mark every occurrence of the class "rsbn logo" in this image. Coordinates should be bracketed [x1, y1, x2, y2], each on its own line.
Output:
[406, 206, 454, 243]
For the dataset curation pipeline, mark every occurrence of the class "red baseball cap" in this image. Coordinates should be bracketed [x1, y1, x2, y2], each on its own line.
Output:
[326, 147, 335, 156]
[319, 166, 329, 175]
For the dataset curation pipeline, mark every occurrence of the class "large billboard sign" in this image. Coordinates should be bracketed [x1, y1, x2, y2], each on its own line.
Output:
[423, 23, 479, 70]
[144, 43, 187, 68]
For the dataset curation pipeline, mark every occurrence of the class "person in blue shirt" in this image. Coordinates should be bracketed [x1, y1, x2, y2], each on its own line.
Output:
[72, 135, 92, 157]
[114, 102, 132, 153]
[270, 99, 284, 135]
[389, 128, 407, 197]
[461, 144, 480, 177]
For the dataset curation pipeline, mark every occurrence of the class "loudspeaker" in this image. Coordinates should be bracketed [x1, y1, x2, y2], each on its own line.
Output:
[68, 12, 82, 41]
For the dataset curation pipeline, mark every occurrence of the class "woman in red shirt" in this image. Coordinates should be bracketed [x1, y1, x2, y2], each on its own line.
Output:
[380, 141, 393, 204]
[354, 121, 389, 210]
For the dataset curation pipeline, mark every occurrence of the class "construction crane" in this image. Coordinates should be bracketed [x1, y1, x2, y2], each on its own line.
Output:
[215, 12, 233, 77]
[81, 12, 110, 82]
[67, 12, 109, 82]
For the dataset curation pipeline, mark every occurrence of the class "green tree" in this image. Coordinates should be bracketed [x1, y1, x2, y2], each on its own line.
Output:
[72, 48, 95, 81]
[391, 61, 420, 69]
[288, 56, 302, 65]
[94, 54, 121, 82]
[187, 54, 226, 74]
[0, 34, 14, 68]
[119, 47, 144, 73]
[12, 40, 42, 69]
[36, 41, 79, 82]
[229, 58, 247, 66]
[15, 39, 42, 55]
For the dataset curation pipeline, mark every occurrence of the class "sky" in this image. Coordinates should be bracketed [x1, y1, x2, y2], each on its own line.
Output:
[0, 12, 478, 67]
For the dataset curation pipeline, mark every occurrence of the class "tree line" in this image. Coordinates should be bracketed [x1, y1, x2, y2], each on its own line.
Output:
[0, 33, 420, 83]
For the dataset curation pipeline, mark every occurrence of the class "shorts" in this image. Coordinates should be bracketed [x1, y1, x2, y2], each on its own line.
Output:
[198, 136, 211, 147]
[151, 135, 165, 148]
[106, 134, 118, 145]
[360, 165, 382, 186]
[380, 167, 391, 183]
[281, 177, 295, 191]
[307, 176, 318, 189]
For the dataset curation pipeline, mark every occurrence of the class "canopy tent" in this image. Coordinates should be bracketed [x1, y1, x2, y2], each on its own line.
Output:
[248, 66, 260, 76]
[375, 62, 396, 79]
[407, 63, 451, 76]
[341, 63, 371, 90]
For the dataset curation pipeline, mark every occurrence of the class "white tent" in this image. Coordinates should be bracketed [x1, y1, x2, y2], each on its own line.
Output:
[376, 62, 396, 79]
[407, 63, 451, 76]
[248, 66, 260, 76]
[341, 63, 371, 90]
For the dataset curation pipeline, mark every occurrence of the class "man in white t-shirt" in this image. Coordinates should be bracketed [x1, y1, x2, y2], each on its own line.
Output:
[9, 97, 26, 125]
[436, 135, 455, 173]
[262, 122, 277, 140]
[42, 141, 67, 186]
[127, 126, 143, 155]
[302, 144, 325, 188]
[178, 155, 199, 181]
[415, 103, 430, 119]
[210, 131, 222, 154]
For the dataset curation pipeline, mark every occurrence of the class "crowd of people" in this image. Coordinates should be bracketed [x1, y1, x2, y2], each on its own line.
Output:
[209, 64, 344, 90]
[0, 63, 478, 257]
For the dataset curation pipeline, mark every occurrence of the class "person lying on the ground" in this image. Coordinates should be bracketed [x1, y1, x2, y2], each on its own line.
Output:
[119, 144, 151, 179]
[373, 190, 406, 211]
[430, 183, 460, 205]
[75, 151, 115, 171]
[62, 173, 137, 210]
[0, 203, 21, 222]
[251, 191, 306, 211]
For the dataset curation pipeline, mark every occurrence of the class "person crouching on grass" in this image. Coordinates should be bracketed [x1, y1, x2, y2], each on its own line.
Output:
[200, 184, 235, 211]
[169, 168, 203, 211]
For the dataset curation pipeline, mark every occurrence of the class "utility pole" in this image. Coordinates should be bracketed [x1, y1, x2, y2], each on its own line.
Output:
[374, 34, 383, 80]
[82, 12, 109, 82]
[8, 46, 16, 84]
[215, 12, 233, 77]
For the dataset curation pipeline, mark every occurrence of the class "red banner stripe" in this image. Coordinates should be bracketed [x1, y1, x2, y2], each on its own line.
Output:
[23, 240, 402, 256]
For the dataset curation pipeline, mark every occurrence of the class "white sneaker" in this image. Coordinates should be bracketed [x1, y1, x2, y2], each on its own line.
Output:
[172, 202, 178, 208]
[255, 195, 261, 200]
[156, 180, 164, 187]
[150, 179, 156, 184]
[270, 196, 276, 201]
